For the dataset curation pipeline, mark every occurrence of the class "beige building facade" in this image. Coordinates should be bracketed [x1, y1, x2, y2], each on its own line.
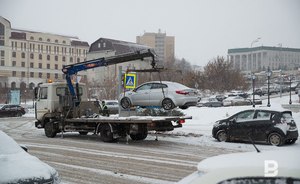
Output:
[0, 16, 89, 93]
[136, 30, 175, 66]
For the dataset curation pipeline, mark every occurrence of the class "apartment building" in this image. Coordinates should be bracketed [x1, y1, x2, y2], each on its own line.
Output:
[87, 38, 154, 99]
[136, 29, 175, 66]
[0, 16, 89, 92]
[228, 46, 300, 72]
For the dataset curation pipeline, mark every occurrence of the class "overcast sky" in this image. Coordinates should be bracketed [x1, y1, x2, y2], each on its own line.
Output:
[1, 0, 299, 66]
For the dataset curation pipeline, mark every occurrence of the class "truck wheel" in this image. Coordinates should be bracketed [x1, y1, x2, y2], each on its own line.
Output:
[130, 132, 148, 141]
[120, 97, 131, 109]
[44, 121, 57, 138]
[100, 124, 114, 142]
[79, 131, 88, 135]
[162, 98, 175, 110]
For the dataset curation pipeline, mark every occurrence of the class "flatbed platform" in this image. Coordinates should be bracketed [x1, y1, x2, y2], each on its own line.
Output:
[64, 115, 192, 124]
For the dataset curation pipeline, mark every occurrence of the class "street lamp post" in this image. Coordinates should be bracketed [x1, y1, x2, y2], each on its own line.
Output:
[267, 67, 272, 107]
[252, 74, 256, 107]
[289, 76, 292, 105]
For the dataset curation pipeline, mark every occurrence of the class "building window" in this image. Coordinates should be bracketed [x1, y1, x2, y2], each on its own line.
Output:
[47, 38, 50, 42]
[62, 56, 66, 62]
[30, 72, 34, 78]
[21, 72, 25, 77]
[21, 62, 25, 67]
[62, 40, 66, 44]
[1, 50, 4, 57]
[12, 52, 16, 57]
[21, 52, 25, 58]
[39, 73, 42, 78]
[39, 37, 42, 41]
[55, 64, 58, 70]
[47, 55, 50, 60]
[70, 57, 73, 63]
[30, 36, 34, 40]
[55, 55, 58, 61]
[30, 62, 34, 68]
[55, 40, 58, 43]
[47, 73, 50, 79]
[12, 61, 16, 66]
[77, 58, 80, 63]
[47, 64, 50, 69]
[0, 59, 4, 66]
[55, 73, 58, 79]
[30, 53, 34, 59]
[39, 54, 42, 60]
[12, 71, 16, 77]
[39, 63, 42, 69]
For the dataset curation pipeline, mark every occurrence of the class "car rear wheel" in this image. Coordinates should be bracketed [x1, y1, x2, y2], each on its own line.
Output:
[162, 98, 175, 110]
[216, 130, 228, 142]
[268, 132, 283, 146]
[120, 97, 131, 109]
[15, 112, 22, 117]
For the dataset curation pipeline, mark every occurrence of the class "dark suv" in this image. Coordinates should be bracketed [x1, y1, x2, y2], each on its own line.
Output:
[212, 109, 298, 146]
[0, 104, 26, 117]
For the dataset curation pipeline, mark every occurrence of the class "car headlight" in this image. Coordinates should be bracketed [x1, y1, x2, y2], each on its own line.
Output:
[213, 121, 220, 127]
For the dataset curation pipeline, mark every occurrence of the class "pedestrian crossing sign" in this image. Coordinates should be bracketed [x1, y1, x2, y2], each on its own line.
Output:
[124, 73, 136, 89]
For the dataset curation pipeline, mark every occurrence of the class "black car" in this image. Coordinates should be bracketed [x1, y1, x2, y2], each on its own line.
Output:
[0, 104, 26, 117]
[0, 130, 61, 183]
[212, 109, 298, 146]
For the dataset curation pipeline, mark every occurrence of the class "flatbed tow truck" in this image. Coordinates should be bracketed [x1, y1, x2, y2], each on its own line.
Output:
[34, 49, 191, 142]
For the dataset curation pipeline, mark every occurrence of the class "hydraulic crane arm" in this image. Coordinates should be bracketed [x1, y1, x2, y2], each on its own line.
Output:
[62, 49, 158, 105]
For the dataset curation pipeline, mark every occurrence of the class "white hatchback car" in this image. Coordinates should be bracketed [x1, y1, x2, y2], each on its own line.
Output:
[177, 149, 300, 184]
[120, 81, 198, 110]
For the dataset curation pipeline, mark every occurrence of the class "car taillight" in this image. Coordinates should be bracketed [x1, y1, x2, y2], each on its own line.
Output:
[176, 90, 189, 95]
[178, 119, 185, 124]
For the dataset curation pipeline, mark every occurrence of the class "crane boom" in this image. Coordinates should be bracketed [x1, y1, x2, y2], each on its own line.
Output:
[62, 49, 158, 105]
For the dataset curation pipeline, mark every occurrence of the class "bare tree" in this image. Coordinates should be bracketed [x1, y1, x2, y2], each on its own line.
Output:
[197, 56, 248, 92]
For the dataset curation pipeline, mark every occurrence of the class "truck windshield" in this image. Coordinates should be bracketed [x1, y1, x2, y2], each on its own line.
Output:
[56, 87, 83, 96]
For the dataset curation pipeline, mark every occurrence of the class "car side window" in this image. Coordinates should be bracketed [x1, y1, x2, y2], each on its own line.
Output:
[256, 111, 271, 120]
[151, 83, 167, 89]
[135, 84, 152, 92]
[235, 110, 255, 122]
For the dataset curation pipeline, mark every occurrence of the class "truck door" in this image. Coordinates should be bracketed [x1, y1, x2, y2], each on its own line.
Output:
[35, 87, 48, 120]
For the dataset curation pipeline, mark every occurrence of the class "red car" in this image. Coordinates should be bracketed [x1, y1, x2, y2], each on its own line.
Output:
[0, 104, 26, 117]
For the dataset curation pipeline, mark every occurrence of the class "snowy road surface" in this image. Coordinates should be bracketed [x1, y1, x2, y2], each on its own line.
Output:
[1, 117, 238, 184]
